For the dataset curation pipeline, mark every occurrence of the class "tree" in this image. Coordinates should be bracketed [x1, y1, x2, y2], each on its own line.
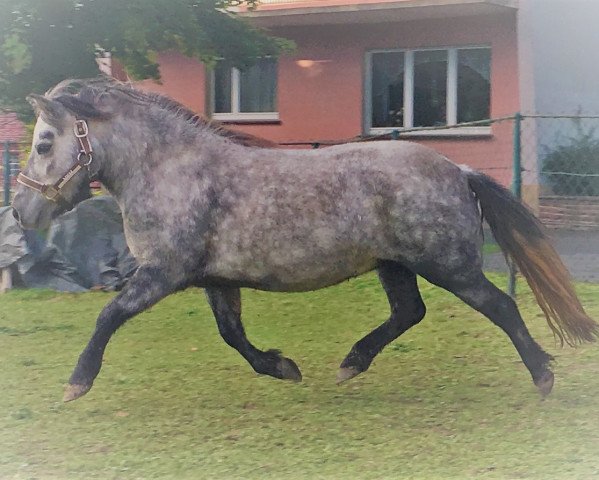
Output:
[0, 0, 293, 118]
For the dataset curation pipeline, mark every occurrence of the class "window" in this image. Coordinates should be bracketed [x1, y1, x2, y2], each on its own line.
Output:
[212, 58, 279, 122]
[366, 46, 491, 135]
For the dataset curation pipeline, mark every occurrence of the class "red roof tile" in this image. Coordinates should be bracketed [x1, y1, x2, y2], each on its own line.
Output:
[0, 113, 26, 143]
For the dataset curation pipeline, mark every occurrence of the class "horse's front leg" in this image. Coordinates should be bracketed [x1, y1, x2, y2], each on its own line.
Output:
[64, 265, 175, 402]
[205, 287, 302, 382]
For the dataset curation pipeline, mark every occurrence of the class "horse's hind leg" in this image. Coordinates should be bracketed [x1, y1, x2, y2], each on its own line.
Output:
[337, 261, 426, 383]
[433, 270, 554, 396]
[205, 287, 302, 382]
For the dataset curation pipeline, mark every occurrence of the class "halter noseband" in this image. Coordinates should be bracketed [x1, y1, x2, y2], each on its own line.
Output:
[16, 119, 94, 205]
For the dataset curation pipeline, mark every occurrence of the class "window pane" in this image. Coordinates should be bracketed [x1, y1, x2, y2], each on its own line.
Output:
[240, 58, 277, 113]
[457, 48, 491, 123]
[413, 50, 447, 127]
[214, 61, 232, 113]
[371, 52, 405, 128]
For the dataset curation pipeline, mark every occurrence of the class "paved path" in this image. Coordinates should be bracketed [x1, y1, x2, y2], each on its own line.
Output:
[484, 229, 599, 283]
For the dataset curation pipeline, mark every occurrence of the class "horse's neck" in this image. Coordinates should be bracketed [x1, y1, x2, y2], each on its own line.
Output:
[95, 122, 239, 202]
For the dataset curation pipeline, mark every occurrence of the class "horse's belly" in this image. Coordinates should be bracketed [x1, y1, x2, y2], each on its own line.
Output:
[208, 247, 378, 292]
[269, 258, 377, 291]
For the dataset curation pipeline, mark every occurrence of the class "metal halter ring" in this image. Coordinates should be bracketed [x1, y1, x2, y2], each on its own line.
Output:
[78, 151, 93, 167]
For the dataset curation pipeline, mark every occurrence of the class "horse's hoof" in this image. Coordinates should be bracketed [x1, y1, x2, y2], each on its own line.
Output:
[63, 383, 92, 402]
[278, 357, 302, 382]
[535, 371, 554, 397]
[336, 366, 361, 384]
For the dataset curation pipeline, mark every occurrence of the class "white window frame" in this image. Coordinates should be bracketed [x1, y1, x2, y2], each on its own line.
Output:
[364, 45, 492, 137]
[210, 64, 279, 123]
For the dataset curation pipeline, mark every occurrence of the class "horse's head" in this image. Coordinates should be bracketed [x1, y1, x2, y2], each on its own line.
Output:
[12, 92, 99, 229]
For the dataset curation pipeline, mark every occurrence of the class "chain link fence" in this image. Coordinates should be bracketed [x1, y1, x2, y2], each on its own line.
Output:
[521, 115, 599, 230]
[519, 114, 599, 284]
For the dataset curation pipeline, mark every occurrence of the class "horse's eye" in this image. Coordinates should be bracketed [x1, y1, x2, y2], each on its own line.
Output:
[36, 143, 52, 155]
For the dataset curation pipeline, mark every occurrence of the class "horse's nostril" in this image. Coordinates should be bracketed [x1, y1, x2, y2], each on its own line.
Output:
[12, 208, 20, 224]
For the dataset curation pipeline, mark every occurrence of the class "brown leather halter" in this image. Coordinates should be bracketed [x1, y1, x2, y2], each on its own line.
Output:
[17, 119, 94, 205]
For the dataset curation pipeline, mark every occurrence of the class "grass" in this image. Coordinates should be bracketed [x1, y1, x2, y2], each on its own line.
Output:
[482, 242, 501, 255]
[1, 273, 599, 479]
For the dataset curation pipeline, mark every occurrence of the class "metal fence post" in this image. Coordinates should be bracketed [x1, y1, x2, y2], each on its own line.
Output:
[512, 113, 522, 200]
[508, 113, 522, 298]
[1, 141, 14, 293]
[3, 141, 11, 207]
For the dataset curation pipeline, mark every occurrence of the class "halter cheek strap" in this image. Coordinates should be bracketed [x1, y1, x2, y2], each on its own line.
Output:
[16, 120, 94, 205]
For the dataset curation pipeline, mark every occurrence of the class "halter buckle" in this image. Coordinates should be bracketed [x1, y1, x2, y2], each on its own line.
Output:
[41, 184, 61, 202]
[74, 120, 89, 138]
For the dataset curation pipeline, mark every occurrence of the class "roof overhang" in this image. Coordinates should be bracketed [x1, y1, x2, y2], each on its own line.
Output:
[241, 0, 518, 27]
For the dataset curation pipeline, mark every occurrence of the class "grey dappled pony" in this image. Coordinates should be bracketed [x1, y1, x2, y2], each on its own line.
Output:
[12, 78, 597, 403]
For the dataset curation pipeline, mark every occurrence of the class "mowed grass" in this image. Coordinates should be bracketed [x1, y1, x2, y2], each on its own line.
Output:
[1, 273, 599, 480]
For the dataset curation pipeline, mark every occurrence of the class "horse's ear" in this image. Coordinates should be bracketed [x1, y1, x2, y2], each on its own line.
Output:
[53, 94, 112, 120]
[26, 94, 67, 125]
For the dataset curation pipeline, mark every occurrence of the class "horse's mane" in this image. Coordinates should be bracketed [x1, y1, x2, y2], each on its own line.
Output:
[46, 77, 277, 149]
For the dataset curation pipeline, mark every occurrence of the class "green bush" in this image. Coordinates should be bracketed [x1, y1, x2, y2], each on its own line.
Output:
[541, 121, 599, 196]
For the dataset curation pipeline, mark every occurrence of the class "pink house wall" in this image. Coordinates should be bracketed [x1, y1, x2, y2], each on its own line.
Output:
[139, 11, 518, 184]
[136, 54, 206, 115]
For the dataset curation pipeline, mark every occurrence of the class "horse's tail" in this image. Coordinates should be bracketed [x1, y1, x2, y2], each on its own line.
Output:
[465, 170, 598, 346]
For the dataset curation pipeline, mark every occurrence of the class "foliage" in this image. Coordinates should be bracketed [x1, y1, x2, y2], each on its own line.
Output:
[0, 0, 294, 118]
[2, 273, 599, 478]
[19, 120, 34, 164]
[541, 120, 599, 196]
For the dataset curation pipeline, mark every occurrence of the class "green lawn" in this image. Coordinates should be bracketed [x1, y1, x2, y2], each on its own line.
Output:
[1, 273, 599, 479]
